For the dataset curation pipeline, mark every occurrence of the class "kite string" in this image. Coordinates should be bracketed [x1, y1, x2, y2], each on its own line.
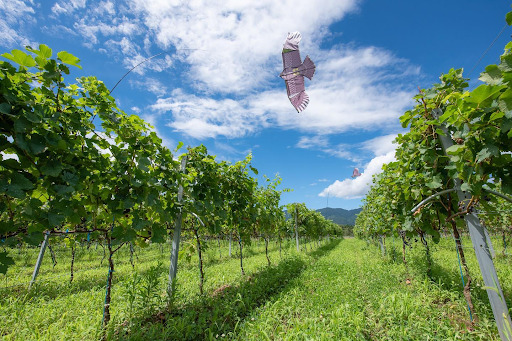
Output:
[467, 23, 507, 78]
[109, 48, 204, 94]
[89, 48, 203, 124]
[109, 52, 167, 94]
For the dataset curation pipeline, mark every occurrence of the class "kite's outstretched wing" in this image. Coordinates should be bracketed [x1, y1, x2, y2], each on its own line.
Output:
[279, 32, 315, 113]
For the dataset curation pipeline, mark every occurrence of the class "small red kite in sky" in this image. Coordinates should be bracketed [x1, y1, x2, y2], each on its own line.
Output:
[352, 168, 362, 178]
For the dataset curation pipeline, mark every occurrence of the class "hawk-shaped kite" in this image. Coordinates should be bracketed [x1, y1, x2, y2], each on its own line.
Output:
[279, 32, 315, 112]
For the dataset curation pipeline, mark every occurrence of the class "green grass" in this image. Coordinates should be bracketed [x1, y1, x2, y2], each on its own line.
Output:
[1, 235, 510, 340]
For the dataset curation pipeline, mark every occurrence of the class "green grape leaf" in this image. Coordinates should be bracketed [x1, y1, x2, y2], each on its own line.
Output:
[445, 144, 464, 154]
[137, 156, 151, 172]
[460, 182, 472, 192]
[479, 65, 502, 85]
[501, 117, 512, 133]
[48, 211, 65, 226]
[1, 158, 22, 170]
[38, 44, 52, 58]
[41, 161, 63, 177]
[0, 252, 15, 274]
[24, 110, 41, 123]
[53, 185, 74, 195]
[14, 117, 32, 133]
[476, 144, 499, 163]
[5, 184, 25, 198]
[0, 103, 11, 115]
[466, 84, 506, 107]
[30, 134, 46, 154]
[500, 53, 512, 74]
[26, 44, 52, 59]
[57, 51, 82, 69]
[498, 88, 512, 118]
[489, 111, 504, 121]
[426, 178, 442, 189]
[12, 173, 34, 190]
[506, 11, 512, 26]
[1, 49, 36, 67]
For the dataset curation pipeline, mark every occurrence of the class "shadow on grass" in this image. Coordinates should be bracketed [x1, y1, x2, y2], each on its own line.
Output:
[308, 238, 341, 259]
[110, 239, 342, 340]
[0, 263, 164, 304]
[406, 246, 512, 320]
[109, 257, 305, 341]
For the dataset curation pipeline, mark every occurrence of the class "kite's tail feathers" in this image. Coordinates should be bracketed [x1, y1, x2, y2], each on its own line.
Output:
[301, 56, 316, 80]
[291, 91, 309, 113]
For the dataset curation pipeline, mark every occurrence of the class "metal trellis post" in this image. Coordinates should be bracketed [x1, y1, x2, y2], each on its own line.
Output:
[433, 108, 512, 340]
[484, 226, 496, 259]
[379, 235, 386, 257]
[29, 231, 50, 289]
[167, 155, 187, 300]
[294, 205, 300, 252]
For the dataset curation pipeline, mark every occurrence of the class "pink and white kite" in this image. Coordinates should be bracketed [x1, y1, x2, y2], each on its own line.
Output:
[279, 32, 315, 112]
[352, 168, 362, 178]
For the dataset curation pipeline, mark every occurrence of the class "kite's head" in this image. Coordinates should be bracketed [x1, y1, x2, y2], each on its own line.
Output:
[283, 31, 302, 51]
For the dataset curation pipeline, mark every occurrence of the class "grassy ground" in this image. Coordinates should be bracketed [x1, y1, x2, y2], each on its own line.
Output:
[0, 235, 510, 340]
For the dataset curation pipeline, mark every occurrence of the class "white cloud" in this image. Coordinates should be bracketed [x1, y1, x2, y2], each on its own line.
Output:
[150, 43, 416, 139]
[14, 1, 418, 142]
[74, 18, 139, 46]
[247, 45, 417, 135]
[319, 150, 395, 199]
[93, 1, 115, 16]
[360, 133, 398, 156]
[129, 77, 168, 97]
[150, 90, 264, 139]
[0, 0, 36, 48]
[51, 0, 87, 15]
[0, 0, 35, 21]
[130, 0, 359, 93]
[296, 135, 328, 149]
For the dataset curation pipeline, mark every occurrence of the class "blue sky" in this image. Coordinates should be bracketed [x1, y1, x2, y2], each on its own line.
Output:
[1, 0, 511, 210]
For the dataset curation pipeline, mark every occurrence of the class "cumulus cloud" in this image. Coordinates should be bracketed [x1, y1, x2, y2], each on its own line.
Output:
[360, 133, 398, 156]
[74, 18, 139, 46]
[150, 90, 264, 139]
[130, 0, 359, 94]
[129, 77, 168, 97]
[0, 0, 36, 48]
[247, 45, 417, 135]
[51, 0, 87, 16]
[319, 150, 396, 199]
[0, 0, 419, 148]
[1, 1, 419, 141]
[151, 43, 417, 139]
[296, 135, 328, 149]
[317, 134, 398, 199]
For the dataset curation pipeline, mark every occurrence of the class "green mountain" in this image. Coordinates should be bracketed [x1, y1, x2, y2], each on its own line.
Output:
[316, 207, 362, 226]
